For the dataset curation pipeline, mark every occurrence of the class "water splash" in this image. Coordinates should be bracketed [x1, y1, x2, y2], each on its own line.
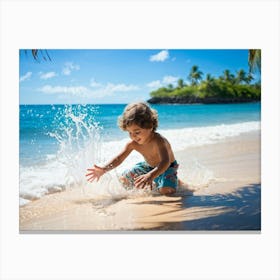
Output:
[48, 104, 103, 188]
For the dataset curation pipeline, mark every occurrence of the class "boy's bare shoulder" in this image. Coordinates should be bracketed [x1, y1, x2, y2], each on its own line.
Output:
[125, 139, 137, 150]
[153, 132, 169, 145]
[154, 132, 167, 141]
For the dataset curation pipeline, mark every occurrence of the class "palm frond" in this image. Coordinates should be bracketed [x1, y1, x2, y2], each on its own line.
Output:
[248, 49, 261, 73]
[28, 49, 52, 62]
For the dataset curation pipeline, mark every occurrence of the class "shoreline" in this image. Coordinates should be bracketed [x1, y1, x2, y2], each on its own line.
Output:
[20, 131, 261, 232]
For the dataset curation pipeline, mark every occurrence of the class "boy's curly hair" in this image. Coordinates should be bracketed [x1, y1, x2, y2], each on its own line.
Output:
[118, 102, 158, 131]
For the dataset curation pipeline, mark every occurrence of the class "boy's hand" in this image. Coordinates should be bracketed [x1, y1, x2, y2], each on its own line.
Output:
[86, 165, 106, 182]
[134, 173, 153, 190]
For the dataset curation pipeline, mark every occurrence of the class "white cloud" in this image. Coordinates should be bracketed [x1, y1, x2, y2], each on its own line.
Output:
[146, 80, 162, 88]
[90, 78, 102, 88]
[89, 79, 139, 96]
[38, 82, 139, 99]
[146, 75, 179, 89]
[88, 83, 139, 98]
[20, 72, 32, 82]
[105, 83, 139, 92]
[162, 75, 178, 84]
[40, 71, 57, 80]
[62, 62, 80, 75]
[38, 85, 89, 97]
[149, 50, 169, 62]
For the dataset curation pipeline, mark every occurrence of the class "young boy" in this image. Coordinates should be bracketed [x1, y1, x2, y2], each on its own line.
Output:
[86, 102, 179, 195]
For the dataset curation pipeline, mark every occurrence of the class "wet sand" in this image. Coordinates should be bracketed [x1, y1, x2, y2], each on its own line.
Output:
[20, 131, 261, 232]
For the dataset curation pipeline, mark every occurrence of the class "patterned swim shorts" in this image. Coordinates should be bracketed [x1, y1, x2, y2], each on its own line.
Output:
[122, 160, 179, 190]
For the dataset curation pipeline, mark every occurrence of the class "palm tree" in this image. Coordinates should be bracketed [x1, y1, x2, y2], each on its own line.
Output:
[248, 49, 261, 74]
[203, 73, 215, 94]
[246, 73, 254, 84]
[167, 84, 174, 90]
[222, 69, 235, 83]
[205, 73, 214, 83]
[177, 78, 184, 88]
[203, 73, 214, 87]
[188, 65, 203, 86]
[236, 69, 247, 84]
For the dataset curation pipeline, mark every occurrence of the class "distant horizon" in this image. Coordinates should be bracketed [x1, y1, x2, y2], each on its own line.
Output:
[19, 101, 261, 106]
[19, 49, 260, 105]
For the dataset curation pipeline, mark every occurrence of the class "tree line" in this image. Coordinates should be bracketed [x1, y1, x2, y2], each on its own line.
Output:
[149, 65, 261, 102]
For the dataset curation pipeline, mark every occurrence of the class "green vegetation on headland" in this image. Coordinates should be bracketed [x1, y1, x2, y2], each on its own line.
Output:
[147, 66, 261, 104]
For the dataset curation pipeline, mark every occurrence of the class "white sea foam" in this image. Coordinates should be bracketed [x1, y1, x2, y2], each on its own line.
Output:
[19, 121, 260, 205]
[160, 121, 260, 151]
[99, 121, 260, 170]
[20, 160, 68, 201]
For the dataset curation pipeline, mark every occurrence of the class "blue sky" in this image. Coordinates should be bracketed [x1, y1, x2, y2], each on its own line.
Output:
[19, 49, 258, 104]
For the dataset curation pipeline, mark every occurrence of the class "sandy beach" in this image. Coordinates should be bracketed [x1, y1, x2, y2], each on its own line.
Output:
[19, 131, 261, 232]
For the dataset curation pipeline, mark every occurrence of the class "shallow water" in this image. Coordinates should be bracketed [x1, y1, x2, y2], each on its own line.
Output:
[19, 103, 260, 205]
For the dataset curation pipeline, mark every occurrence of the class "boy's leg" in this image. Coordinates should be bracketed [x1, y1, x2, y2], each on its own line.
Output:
[120, 162, 153, 188]
[158, 187, 176, 195]
[119, 176, 131, 188]
[156, 162, 178, 195]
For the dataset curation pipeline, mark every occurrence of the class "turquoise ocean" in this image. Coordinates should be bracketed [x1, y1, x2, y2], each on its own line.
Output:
[19, 103, 261, 205]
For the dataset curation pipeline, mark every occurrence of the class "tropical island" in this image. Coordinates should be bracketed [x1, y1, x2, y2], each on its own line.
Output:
[147, 65, 261, 104]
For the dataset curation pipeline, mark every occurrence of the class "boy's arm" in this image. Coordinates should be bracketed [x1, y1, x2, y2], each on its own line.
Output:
[86, 141, 134, 182]
[101, 140, 134, 172]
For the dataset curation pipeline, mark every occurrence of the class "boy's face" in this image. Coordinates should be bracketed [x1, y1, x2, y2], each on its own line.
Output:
[126, 124, 153, 145]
